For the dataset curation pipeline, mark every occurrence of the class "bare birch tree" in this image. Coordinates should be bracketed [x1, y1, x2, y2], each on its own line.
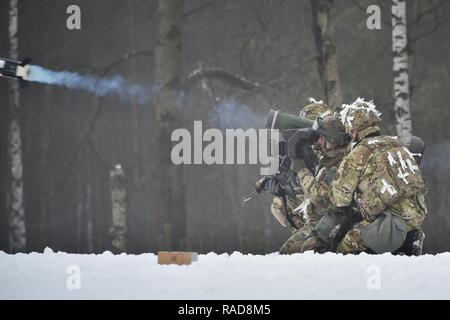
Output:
[154, 0, 186, 250]
[8, 0, 26, 252]
[110, 165, 127, 253]
[392, 0, 412, 145]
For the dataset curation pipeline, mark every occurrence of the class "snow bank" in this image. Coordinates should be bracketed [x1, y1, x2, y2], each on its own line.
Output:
[1, 249, 449, 299]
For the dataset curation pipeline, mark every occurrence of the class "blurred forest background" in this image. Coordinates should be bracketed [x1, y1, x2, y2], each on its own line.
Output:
[1, 0, 449, 254]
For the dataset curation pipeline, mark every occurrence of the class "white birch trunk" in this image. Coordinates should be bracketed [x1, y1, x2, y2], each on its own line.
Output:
[110, 165, 127, 253]
[392, 0, 412, 145]
[8, 0, 26, 252]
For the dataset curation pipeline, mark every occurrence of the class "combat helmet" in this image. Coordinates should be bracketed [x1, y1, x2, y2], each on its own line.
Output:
[339, 98, 382, 135]
[300, 97, 331, 121]
[312, 114, 350, 146]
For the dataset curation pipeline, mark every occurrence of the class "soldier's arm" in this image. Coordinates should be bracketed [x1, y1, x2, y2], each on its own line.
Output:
[329, 145, 372, 207]
[297, 168, 337, 212]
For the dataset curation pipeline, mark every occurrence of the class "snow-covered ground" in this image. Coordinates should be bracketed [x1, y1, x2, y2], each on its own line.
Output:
[1, 249, 449, 299]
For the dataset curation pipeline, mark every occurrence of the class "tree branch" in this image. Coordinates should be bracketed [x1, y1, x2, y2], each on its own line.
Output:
[185, 67, 260, 91]
[186, 53, 317, 105]
[44, 51, 153, 204]
[258, 55, 317, 89]
[411, 12, 442, 43]
[415, 0, 449, 24]
[183, 1, 213, 19]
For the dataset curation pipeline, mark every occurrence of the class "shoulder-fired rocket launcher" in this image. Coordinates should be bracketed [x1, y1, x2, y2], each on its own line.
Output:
[243, 110, 318, 203]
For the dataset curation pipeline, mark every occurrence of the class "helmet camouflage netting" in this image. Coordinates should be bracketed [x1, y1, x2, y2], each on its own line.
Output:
[300, 97, 332, 120]
[340, 98, 382, 133]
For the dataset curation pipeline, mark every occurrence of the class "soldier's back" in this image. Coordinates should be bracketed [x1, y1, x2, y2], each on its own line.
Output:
[355, 135, 427, 230]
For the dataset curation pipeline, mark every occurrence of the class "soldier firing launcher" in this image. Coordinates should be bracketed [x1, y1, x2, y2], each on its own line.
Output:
[245, 109, 425, 203]
[0, 57, 31, 81]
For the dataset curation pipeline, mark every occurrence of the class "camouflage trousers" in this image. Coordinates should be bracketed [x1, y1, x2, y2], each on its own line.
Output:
[273, 195, 329, 254]
[336, 227, 368, 254]
[279, 225, 327, 254]
[335, 217, 377, 254]
[337, 221, 425, 255]
[279, 225, 311, 254]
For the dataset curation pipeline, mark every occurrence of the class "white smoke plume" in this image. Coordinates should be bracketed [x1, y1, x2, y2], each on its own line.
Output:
[27, 65, 161, 104]
[27, 66, 267, 129]
[208, 99, 266, 129]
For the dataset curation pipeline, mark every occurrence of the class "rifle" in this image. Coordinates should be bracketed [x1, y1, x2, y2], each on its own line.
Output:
[243, 128, 318, 203]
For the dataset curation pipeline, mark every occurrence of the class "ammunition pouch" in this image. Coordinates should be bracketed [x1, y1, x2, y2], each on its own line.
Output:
[360, 211, 408, 254]
[313, 212, 346, 244]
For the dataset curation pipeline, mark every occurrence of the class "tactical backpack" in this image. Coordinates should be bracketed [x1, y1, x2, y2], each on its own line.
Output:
[358, 136, 427, 218]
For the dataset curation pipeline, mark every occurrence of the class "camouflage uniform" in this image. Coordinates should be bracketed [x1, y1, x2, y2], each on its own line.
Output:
[281, 111, 348, 252]
[276, 99, 332, 254]
[296, 146, 348, 251]
[271, 194, 306, 231]
[294, 115, 349, 252]
[329, 99, 427, 254]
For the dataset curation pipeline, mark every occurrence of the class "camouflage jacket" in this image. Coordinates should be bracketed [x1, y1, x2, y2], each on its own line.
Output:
[271, 147, 326, 232]
[271, 194, 307, 232]
[329, 128, 427, 230]
[271, 147, 346, 232]
[295, 146, 348, 226]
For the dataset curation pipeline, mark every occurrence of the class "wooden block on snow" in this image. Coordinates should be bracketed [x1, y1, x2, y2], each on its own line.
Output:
[157, 251, 198, 265]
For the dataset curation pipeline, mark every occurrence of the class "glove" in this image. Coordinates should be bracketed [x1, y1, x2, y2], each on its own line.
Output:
[269, 178, 282, 196]
[298, 144, 318, 172]
[290, 158, 306, 173]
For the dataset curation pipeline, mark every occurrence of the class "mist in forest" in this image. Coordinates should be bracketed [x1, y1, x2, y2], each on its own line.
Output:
[1, 0, 449, 255]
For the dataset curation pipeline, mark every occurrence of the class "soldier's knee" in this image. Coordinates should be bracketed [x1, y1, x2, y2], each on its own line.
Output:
[279, 237, 304, 254]
[300, 235, 327, 253]
[336, 228, 366, 254]
[279, 241, 303, 255]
